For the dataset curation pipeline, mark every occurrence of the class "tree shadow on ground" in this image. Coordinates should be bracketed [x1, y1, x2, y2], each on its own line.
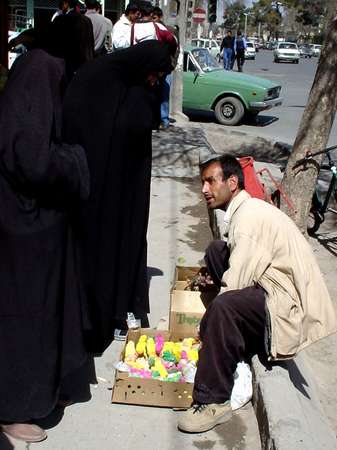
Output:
[152, 126, 214, 176]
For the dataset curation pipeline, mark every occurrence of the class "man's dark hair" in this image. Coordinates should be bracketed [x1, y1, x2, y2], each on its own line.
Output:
[237, 30, 242, 36]
[125, 3, 140, 14]
[138, 1, 154, 17]
[200, 154, 245, 189]
[85, 0, 97, 9]
[152, 6, 163, 17]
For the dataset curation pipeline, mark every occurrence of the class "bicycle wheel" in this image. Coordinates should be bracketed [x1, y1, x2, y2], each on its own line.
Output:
[307, 208, 324, 236]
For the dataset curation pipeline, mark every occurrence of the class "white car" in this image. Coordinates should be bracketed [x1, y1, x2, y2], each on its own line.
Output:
[245, 42, 256, 60]
[274, 42, 300, 64]
[310, 44, 322, 57]
[191, 38, 221, 61]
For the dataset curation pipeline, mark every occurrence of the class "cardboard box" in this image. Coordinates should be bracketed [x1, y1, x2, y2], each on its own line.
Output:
[111, 266, 217, 408]
[169, 266, 217, 334]
[111, 329, 194, 408]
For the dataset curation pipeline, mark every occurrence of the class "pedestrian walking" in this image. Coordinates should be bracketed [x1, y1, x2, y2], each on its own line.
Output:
[111, 3, 140, 50]
[234, 30, 246, 72]
[62, 41, 174, 353]
[178, 154, 337, 433]
[0, 39, 90, 443]
[220, 30, 234, 71]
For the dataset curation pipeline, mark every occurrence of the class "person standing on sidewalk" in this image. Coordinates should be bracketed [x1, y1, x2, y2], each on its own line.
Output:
[62, 41, 174, 353]
[85, 0, 109, 56]
[234, 30, 246, 72]
[220, 30, 234, 71]
[0, 42, 90, 443]
[151, 6, 177, 130]
[178, 154, 337, 433]
[111, 3, 140, 50]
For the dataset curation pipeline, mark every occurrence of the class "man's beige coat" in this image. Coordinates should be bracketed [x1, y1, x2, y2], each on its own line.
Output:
[221, 190, 337, 360]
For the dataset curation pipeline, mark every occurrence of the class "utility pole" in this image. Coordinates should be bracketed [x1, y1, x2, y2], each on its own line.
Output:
[26, 0, 34, 27]
[170, 0, 189, 123]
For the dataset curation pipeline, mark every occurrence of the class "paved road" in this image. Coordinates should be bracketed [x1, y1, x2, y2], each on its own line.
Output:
[187, 49, 337, 147]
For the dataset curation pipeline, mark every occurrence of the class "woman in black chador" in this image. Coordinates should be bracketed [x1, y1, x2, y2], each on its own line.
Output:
[0, 25, 92, 443]
[62, 41, 173, 353]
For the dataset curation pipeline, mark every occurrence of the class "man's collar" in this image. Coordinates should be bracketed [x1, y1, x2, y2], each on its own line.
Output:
[222, 190, 250, 235]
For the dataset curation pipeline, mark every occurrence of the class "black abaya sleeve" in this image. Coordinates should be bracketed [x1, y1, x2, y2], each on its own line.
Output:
[0, 49, 89, 200]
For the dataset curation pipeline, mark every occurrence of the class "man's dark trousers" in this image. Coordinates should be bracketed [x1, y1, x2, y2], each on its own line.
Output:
[193, 240, 267, 404]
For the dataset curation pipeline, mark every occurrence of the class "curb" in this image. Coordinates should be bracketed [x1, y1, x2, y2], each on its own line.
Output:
[211, 207, 337, 450]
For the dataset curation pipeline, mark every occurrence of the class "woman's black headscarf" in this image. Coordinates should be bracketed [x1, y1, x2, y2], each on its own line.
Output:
[62, 40, 173, 352]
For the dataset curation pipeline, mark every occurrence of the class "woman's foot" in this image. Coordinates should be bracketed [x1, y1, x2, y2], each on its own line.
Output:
[1, 423, 47, 442]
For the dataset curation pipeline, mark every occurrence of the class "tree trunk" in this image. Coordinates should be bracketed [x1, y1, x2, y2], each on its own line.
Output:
[280, 10, 337, 233]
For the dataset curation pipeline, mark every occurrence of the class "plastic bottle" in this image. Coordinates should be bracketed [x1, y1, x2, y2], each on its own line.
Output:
[127, 312, 141, 330]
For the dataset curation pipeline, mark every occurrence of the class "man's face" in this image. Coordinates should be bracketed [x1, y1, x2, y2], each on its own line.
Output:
[60, 0, 70, 12]
[152, 13, 162, 22]
[128, 10, 140, 22]
[201, 161, 237, 210]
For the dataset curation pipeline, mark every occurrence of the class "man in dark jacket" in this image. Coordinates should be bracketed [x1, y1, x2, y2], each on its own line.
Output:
[220, 30, 234, 70]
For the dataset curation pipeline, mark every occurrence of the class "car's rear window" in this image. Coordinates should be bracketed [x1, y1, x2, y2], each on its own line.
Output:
[279, 43, 297, 49]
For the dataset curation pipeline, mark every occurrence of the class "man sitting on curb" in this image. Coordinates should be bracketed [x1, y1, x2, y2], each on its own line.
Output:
[178, 154, 337, 433]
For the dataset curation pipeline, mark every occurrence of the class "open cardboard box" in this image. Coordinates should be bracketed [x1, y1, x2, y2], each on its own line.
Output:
[111, 266, 218, 408]
[111, 328, 195, 408]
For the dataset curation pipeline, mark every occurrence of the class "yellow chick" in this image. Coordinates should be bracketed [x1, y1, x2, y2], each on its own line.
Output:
[146, 337, 156, 358]
[136, 335, 148, 357]
[128, 358, 149, 370]
[182, 338, 195, 349]
[187, 348, 199, 363]
[125, 341, 137, 362]
[152, 357, 168, 378]
[173, 342, 182, 362]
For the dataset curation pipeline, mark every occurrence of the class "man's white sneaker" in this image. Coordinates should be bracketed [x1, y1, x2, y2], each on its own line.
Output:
[178, 401, 232, 433]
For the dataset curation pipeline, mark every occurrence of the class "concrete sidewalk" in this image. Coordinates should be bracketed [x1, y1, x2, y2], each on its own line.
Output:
[2, 127, 261, 449]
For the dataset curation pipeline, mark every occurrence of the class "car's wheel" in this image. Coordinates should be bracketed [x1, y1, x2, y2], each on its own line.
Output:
[214, 96, 245, 126]
[295, 59, 299, 64]
[252, 56, 256, 60]
[216, 53, 221, 62]
[274, 58, 279, 63]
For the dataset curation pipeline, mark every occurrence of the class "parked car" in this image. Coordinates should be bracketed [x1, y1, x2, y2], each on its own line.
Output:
[298, 44, 313, 58]
[309, 44, 322, 57]
[183, 47, 283, 126]
[274, 42, 300, 63]
[191, 38, 221, 61]
[245, 42, 256, 60]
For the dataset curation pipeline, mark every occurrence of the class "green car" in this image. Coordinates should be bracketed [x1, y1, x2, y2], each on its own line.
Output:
[183, 47, 283, 126]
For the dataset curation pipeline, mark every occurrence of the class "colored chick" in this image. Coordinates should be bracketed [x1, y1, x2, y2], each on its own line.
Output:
[146, 337, 156, 357]
[155, 334, 164, 355]
[151, 357, 168, 378]
[125, 341, 137, 362]
[136, 335, 148, 357]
